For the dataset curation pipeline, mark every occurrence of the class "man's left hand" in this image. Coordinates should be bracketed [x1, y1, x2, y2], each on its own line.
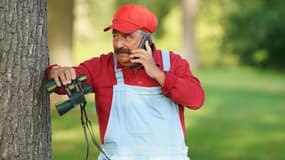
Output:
[130, 41, 165, 86]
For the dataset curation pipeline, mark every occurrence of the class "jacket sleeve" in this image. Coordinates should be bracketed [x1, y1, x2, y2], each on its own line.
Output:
[161, 53, 205, 110]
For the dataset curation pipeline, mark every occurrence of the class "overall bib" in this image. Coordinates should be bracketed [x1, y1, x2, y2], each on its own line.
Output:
[98, 51, 190, 160]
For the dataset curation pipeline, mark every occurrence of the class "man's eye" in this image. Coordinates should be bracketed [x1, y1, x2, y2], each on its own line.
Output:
[125, 34, 132, 39]
[112, 34, 118, 38]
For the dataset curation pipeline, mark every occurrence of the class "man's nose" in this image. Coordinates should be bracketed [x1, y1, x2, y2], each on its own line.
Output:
[115, 39, 125, 48]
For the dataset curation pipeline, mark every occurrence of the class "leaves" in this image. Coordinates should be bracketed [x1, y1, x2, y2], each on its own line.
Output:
[221, 0, 285, 69]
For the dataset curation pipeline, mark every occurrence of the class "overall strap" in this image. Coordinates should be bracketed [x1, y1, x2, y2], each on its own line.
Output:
[161, 50, 171, 72]
[113, 54, 124, 84]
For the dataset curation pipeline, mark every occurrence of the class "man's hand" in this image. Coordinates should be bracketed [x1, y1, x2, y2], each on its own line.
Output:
[49, 66, 76, 87]
[130, 41, 165, 86]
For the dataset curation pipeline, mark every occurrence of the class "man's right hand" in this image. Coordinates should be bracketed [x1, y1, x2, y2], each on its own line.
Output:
[49, 66, 76, 87]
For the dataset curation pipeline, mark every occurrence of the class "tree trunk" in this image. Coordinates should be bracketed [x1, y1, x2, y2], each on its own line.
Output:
[0, 0, 51, 159]
[182, 0, 200, 69]
[48, 0, 74, 65]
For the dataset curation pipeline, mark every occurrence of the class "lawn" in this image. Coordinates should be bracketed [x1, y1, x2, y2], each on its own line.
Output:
[51, 67, 285, 160]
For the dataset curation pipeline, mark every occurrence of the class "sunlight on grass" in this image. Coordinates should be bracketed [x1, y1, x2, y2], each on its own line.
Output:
[53, 128, 85, 142]
[186, 67, 285, 160]
[184, 107, 212, 129]
[197, 67, 285, 94]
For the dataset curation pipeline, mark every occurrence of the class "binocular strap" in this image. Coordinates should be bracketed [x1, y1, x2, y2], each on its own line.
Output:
[80, 103, 111, 160]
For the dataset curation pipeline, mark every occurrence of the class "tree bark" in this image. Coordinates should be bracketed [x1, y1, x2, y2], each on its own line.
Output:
[182, 0, 200, 69]
[0, 0, 51, 159]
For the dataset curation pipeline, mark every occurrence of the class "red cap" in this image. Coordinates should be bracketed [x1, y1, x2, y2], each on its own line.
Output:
[104, 4, 158, 34]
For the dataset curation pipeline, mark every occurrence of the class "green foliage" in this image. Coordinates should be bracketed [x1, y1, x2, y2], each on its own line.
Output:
[221, 0, 285, 69]
[155, 5, 182, 52]
[196, 0, 235, 67]
[73, 0, 114, 63]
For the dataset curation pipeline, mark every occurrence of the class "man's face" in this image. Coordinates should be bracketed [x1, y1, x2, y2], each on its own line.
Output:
[112, 30, 142, 68]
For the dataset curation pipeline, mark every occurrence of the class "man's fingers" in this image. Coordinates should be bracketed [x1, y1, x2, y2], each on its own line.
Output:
[70, 68, 76, 80]
[58, 71, 68, 85]
[53, 75, 62, 87]
[64, 67, 76, 83]
[50, 67, 62, 87]
[145, 40, 152, 54]
[130, 56, 142, 64]
[50, 66, 75, 86]
[64, 69, 73, 84]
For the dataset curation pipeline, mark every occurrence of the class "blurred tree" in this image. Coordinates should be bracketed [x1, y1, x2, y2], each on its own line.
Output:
[48, 0, 74, 65]
[195, 0, 232, 67]
[0, 0, 51, 159]
[222, 0, 285, 69]
[182, 0, 200, 69]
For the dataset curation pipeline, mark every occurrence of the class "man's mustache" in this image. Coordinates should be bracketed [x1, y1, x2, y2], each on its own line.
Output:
[114, 48, 131, 54]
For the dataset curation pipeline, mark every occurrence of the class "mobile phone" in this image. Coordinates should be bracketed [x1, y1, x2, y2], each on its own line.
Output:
[138, 33, 153, 50]
[131, 33, 153, 68]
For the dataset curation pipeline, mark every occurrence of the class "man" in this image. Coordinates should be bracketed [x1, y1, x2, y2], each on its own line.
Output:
[46, 4, 205, 160]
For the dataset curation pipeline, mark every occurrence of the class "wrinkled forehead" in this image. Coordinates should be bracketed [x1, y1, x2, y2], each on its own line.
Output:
[112, 29, 141, 36]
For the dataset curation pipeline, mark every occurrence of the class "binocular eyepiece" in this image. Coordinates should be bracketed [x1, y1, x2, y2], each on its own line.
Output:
[47, 74, 92, 116]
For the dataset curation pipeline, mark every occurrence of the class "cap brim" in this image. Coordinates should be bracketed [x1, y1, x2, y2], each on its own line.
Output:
[104, 25, 112, 32]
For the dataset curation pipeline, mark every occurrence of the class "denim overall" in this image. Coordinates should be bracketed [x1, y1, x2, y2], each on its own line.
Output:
[98, 51, 189, 160]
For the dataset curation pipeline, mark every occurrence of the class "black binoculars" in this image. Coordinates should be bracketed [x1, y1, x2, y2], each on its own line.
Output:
[47, 74, 92, 116]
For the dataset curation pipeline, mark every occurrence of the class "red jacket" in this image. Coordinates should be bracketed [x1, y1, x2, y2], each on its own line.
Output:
[46, 47, 205, 143]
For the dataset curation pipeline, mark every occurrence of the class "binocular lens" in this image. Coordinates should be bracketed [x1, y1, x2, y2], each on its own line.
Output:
[47, 80, 57, 93]
[56, 100, 74, 116]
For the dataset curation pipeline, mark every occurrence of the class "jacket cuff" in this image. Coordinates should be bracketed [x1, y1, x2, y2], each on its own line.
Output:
[161, 72, 177, 95]
[45, 64, 59, 79]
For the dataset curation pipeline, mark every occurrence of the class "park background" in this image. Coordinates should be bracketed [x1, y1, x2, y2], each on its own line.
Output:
[48, 0, 285, 159]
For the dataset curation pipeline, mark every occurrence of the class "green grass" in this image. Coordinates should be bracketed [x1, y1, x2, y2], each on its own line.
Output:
[51, 67, 285, 160]
[51, 105, 100, 159]
[187, 67, 285, 160]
